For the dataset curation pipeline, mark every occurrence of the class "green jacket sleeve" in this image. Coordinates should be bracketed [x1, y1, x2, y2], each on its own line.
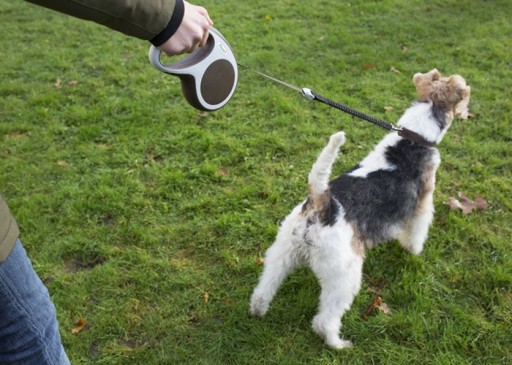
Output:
[24, 0, 185, 46]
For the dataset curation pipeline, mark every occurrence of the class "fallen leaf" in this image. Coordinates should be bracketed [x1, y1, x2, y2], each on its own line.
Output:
[384, 106, 394, 112]
[445, 196, 462, 211]
[54, 78, 62, 89]
[363, 295, 391, 320]
[363, 63, 375, 70]
[378, 302, 392, 315]
[457, 192, 475, 215]
[474, 195, 488, 210]
[364, 295, 381, 320]
[217, 167, 228, 176]
[7, 132, 26, 140]
[390, 66, 401, 74]
[71, 318, 87, 335]
[204, 291, 210, 304]
[444, 192, 488, 215]
[56, 160, 69, 167]
[256, 257, 265, 266]
[68, 80, 79, 86]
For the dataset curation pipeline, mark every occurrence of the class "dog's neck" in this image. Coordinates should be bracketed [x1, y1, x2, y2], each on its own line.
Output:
[397, 102, 453, 146]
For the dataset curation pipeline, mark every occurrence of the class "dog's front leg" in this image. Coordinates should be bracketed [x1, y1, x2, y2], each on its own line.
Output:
[398, 190, 435, 255]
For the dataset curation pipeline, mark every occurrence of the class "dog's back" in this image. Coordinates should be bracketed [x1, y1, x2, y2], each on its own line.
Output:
[329, 136, 439, 246]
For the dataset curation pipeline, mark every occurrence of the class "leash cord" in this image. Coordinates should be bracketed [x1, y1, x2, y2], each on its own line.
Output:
[310, 91, 398, 132]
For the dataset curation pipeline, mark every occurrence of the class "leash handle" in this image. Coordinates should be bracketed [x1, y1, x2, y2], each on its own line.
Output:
[148, 27, 238, 111]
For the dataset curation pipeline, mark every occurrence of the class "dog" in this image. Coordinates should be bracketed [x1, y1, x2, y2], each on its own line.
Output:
[249, 69, 471, 349]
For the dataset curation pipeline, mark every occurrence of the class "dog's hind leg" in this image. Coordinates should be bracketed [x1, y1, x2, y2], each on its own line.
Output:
[309, 227, 363, 349]
[250, 209, 303, 317]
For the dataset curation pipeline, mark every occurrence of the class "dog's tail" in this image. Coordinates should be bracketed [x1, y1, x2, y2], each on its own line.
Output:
[307, 132, 346, 199]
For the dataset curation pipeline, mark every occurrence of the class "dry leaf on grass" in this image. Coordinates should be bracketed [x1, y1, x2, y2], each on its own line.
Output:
[217, 167, 228, 176]
[204, 291, 210, 304]
[363, 295, 392, 320]
[390, 66, 401, 74]
[71, 318, 87, 335]
[444, 192, 488, 215]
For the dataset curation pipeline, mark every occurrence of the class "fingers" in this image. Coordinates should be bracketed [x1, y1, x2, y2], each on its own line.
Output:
[159, 1, 213, 56]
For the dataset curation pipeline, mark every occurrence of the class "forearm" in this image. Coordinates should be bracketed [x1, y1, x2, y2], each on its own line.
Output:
[24, 0, 184, 46]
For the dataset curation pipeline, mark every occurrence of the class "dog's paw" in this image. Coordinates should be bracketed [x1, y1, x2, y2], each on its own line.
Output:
[326, 338, 353, 350]
[249, 296, 269, 317]
[399, 239, 424, 255]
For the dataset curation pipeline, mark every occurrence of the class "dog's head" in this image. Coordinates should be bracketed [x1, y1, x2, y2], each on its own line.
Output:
[413, 69, 471, 119]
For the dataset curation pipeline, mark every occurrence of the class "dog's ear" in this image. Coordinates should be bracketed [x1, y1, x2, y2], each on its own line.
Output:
[427, 68, 441, 81]
[413, 69, 441, 100]
[454, 84, 471, 119]
[447, 75, 469, 106]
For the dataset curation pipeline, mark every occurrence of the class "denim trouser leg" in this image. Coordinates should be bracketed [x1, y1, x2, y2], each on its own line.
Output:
[0, 239, 70, 365]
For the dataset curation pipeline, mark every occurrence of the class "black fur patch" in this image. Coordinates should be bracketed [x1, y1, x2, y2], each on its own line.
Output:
[328, 140, 436, 244]
[431, 103, 447, 129]
[302, 197, 340, 227]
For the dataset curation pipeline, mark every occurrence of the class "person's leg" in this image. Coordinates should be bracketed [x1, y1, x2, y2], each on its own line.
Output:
[0, 239, 70, 365]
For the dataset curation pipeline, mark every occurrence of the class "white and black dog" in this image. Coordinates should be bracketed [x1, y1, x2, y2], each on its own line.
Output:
[250, 69, 471, 349]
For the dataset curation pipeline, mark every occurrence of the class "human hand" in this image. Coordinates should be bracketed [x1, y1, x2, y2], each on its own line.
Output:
[159, 1, 213, 56]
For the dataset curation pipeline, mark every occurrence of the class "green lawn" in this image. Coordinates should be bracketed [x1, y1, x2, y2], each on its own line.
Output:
[1, 0, 510, 364]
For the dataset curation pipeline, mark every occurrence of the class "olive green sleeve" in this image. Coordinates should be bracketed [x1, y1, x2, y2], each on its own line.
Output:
[0, 198, 20, 262]
[24, 0, 185, 45]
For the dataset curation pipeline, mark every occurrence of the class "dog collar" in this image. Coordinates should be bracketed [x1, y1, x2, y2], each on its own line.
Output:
[397, 128, 437, 148]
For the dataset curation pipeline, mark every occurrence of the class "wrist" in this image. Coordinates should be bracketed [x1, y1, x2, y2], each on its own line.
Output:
[150, 0, 185, 46]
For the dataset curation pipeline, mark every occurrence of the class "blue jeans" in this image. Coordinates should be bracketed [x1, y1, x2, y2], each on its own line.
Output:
[0, 240, 70, 364]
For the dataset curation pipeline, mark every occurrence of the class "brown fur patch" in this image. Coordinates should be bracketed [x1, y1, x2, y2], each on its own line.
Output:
[415, 163, 437, 215]
[302, 185, 332, 217]
[349, 224, 367, 257]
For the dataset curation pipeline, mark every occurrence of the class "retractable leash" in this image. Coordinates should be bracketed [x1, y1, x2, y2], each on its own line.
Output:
[244, 67, 436, 148]
[149, 27, 238, 111]
[148, 27, 433, 147]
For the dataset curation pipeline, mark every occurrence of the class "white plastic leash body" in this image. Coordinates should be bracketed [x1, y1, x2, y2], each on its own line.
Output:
[148, 27, 238, 111]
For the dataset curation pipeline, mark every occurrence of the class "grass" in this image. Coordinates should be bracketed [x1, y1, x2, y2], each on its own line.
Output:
[1, 0, 511, 364]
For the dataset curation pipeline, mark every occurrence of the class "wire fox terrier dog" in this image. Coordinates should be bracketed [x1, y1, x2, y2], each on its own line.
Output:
[250, 69, 471, 349]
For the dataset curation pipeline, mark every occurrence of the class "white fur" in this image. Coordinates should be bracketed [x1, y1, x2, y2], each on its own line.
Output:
[308, 132, 346, 195]
[348, 133, 399, 177]
[397, 102, 447, 144]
